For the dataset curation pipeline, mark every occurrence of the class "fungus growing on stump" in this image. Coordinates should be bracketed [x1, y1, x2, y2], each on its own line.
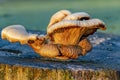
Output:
[1, 10, 106, 60]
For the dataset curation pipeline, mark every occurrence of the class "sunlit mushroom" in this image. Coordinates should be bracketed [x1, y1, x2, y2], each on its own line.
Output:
[1, 25, 38, 44]
[48, 10, 71, 27]
[47, 19, 106, 44]
[1, 10, 106, 60]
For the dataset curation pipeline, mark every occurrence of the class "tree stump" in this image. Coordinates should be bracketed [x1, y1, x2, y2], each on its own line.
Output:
[0, 30, 120, 80]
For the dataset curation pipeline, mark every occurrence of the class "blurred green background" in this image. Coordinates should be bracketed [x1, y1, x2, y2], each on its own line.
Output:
[0, 0, 120, 35]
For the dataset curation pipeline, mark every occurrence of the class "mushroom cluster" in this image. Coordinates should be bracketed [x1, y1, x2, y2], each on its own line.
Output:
[1, 10, 106, 60]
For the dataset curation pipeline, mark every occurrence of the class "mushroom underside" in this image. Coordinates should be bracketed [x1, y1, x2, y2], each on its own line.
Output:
[47, 20, 105, 45]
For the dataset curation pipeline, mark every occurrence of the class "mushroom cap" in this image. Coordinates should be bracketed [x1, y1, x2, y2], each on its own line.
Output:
[1, 25, 38, 44]
[47, 10, 106, 45]
[63, 12, 90, 20]
[47, 10, 101, 45]
[48, 10, 71, 27]
[47, 19, 106, 45]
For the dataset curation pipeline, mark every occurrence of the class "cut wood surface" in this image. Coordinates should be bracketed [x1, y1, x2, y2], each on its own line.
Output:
[0, 30, 120, 80]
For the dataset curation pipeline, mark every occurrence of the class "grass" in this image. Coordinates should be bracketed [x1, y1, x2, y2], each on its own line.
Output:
[0, 0, 120, 35]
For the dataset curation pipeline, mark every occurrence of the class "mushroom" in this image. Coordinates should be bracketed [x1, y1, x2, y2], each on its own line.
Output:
[47, 10, 106, 57]
[63, 12, 90, 20]
[1, 10, 106, 60]
[1, 25, 82, 59]
[47, 19, 106, 45]
[48, 10, 71, 27]
[1, 25, 38, 44]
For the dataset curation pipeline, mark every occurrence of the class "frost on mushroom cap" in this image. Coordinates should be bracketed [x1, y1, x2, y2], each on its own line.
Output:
[47, 19, 106, 35]
[1, 25, 38, 44]
[63, 12, 90, 20]
[47, 19, 106, 45]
